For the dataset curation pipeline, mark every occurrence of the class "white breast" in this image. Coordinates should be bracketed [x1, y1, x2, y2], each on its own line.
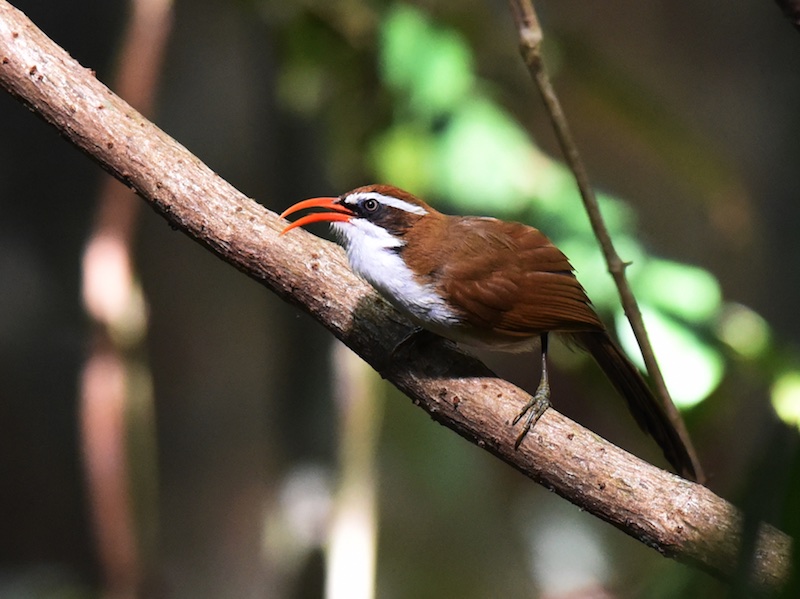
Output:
[331, 220, 460, 329]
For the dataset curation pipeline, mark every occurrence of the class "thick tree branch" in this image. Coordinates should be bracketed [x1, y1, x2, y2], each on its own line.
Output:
[0, 1, 790, 591]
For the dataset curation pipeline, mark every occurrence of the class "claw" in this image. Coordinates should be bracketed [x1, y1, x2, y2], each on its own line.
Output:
[513, 333, 550, 449]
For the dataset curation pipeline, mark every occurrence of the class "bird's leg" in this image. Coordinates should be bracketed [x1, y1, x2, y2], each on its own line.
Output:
[513, 333, 551, 449]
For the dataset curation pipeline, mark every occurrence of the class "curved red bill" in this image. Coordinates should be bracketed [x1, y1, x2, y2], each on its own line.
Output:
[279, 197, 354, 235]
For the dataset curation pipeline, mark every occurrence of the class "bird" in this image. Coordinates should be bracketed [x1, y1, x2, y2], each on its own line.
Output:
[280, 183, 697, 480]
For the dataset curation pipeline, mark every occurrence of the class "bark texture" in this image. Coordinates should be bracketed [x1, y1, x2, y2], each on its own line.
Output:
[0, 1, 791, 591]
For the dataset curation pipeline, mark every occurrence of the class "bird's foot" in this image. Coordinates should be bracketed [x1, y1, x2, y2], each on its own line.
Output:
[512, 382, 551, 449]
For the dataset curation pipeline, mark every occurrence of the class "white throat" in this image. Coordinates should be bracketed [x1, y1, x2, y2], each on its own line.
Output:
[331, 220, 460, 329]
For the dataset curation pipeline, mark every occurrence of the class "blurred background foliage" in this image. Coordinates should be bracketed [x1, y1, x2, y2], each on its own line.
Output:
[1, 0, 799, 597]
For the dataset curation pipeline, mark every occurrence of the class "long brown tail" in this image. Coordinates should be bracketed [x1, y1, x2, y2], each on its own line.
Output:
[571, 331, 697, 480]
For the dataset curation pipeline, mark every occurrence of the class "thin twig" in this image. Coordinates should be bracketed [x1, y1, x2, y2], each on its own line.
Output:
[507, 0, 704, 483]
[0, 1, 789, 590]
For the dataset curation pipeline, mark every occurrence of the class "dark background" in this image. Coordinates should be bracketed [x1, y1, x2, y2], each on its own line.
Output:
[1, 1, 799, 597]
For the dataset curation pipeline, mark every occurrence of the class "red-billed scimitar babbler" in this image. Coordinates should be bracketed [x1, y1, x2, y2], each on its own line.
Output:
[281, 184, 697, 480]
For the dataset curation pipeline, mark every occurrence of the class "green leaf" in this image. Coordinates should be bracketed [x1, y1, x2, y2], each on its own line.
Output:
[633, 259, 721, 323]
[715, 302, 771, 359]
[772, 371, 800, 431]
[616, 306, 723, 408]
[435, 99, 538, 211]
[370, 124, 435, 195]
[380, 5, 474, 117]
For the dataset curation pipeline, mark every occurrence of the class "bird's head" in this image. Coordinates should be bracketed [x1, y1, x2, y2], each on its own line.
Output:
[280, 184, 434, 249]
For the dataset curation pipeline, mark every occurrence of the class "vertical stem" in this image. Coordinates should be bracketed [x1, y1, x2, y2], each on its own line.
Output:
[326, 343, 383, 599]
[507, 0, 703, 481]
[79, 0, 174, 596]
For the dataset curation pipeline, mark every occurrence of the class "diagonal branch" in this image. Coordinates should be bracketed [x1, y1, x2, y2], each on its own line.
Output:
[0, 1, 790, 591]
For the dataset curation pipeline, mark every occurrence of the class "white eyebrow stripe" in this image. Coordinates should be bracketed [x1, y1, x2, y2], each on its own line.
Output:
[346, 191, 428, 216]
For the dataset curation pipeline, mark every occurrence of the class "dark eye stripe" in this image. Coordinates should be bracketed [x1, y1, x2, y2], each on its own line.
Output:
[344, 192, 428, 216]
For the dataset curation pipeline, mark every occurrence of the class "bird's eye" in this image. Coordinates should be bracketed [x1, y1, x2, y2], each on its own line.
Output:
[362, 198, 379, 213]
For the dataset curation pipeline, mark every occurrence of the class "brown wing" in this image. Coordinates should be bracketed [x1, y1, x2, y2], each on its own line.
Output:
[439, 217, 604, 336]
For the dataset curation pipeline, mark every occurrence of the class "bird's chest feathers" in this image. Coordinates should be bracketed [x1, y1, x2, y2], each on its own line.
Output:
[332, 220, 459, 328]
